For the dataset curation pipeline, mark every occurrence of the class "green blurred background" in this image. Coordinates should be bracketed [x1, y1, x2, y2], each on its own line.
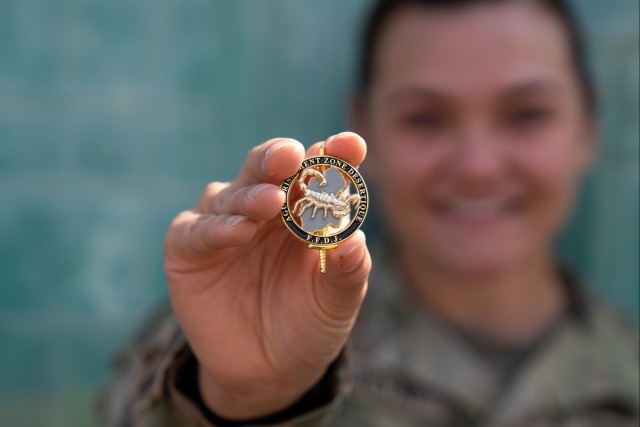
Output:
[0, 0, 637, 426]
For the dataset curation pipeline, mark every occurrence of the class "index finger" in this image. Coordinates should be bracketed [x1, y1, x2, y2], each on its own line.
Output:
[233, 137, 306, 188]
[306, 132, 367, 168]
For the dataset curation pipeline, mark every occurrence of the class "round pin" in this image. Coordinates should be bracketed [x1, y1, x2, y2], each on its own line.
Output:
[280, 145, 368, 273]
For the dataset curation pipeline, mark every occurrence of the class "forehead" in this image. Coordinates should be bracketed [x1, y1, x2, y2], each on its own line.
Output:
[370, 2, 575, 99]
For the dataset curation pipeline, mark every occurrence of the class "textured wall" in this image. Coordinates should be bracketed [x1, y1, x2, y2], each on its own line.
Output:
[0, 0, 637, 426]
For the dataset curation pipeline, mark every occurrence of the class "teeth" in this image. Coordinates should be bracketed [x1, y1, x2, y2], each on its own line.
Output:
[446, 199, 508, 218]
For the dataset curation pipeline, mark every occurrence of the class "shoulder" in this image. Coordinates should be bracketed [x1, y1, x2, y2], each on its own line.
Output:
[582, 294, 639, 376]
[553, 266, 637, 372]
[98, 303, 187, 427]
[535, 289, 640, 417]
[587, 296, 638, 346]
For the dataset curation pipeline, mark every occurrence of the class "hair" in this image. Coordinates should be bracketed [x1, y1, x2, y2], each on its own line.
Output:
[357, 0, 596, 115]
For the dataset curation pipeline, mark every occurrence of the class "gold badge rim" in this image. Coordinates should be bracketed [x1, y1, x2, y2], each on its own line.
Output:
[280, 155, 369, 249]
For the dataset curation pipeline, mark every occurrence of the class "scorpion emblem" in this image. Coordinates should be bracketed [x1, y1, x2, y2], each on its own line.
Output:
[293, 166, 360, 222]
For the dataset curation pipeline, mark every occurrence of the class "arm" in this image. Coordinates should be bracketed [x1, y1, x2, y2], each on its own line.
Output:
[100, 133, 369, 426]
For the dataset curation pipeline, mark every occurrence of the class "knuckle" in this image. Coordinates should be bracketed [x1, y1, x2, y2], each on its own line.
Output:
[248, 145, 262, 158]
[250, 139, 281, 158]
[199, 182, 230, 212]
[263, 137, 289, 146]
[217, 185, 242, 211]
[168, 210, 192, 229]
[204, 181, 227, 196]
[164, 210, 194, 249]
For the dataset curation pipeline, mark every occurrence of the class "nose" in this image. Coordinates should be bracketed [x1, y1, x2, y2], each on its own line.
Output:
[450, 125, 505, 185]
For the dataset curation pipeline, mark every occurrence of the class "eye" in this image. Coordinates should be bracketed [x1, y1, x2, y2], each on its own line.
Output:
[506, 107, 553, 127]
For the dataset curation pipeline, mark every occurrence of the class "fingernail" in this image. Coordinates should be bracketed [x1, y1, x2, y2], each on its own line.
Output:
[224, 215, 247, 228]
[340, 234, 366, 273]
[248, 183, 271, 199]
[261, 141, 296, 175]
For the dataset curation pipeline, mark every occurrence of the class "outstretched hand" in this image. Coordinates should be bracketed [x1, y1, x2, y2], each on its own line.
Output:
[164, 132, 371, 419]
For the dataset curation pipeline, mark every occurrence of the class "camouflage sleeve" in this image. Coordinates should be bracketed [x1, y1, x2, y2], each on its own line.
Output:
[97, 305, 350, 427]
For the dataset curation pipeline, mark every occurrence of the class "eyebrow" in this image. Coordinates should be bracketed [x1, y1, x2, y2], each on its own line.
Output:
[502, 80, 566, 99]
[383, 87, 447, 105]
[383, 80, 565, 105]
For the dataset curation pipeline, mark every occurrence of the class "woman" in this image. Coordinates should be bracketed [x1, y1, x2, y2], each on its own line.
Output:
[101, 0, 638, 425]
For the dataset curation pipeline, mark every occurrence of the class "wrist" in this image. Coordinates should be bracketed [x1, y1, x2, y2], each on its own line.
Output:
[197, 365, 318, 420]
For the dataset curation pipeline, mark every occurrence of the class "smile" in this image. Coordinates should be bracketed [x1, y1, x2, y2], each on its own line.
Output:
[434, 197, 522, 222]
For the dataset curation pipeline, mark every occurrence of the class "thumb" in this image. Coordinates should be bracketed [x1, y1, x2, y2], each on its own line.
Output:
[314, 230, 371, 317]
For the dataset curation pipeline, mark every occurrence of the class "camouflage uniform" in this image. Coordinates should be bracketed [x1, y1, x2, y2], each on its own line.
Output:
[99, 247, 639, 427]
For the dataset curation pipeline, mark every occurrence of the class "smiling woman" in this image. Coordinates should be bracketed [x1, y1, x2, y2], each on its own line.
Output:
[356, 0, 598, 344]
[99, 1, 638, 426]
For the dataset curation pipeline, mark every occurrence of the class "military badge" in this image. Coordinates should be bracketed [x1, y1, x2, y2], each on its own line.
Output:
[280, 146, 368, 273]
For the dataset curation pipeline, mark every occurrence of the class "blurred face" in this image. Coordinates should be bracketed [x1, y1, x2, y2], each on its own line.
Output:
[361, 2, 595, 277]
